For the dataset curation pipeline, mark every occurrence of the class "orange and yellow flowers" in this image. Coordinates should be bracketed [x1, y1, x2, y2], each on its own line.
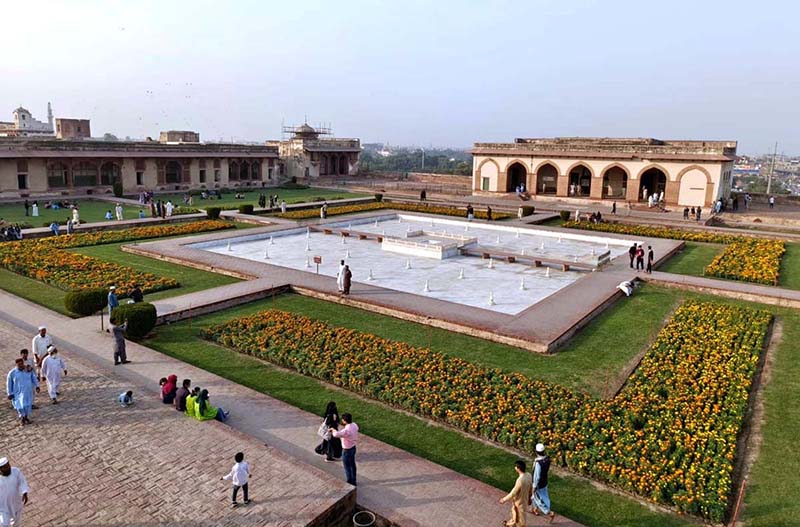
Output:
[278, 202, 510, 220]
[203, 301, 770, 522]
[0, 220, 233, 296]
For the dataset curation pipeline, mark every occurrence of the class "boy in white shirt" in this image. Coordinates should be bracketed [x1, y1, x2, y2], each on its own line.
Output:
[221, 452, 251, 507]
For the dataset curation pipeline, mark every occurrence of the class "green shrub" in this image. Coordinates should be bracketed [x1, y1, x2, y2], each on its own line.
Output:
[112, 182, 123, 198]
[238, 204, 255, 214]
[110, 302, 157, 339]
[64, 288, 107, 316]
[374, 193, 384, 202]
[559, 210, 571, 221]
[206, 207, 222, 219]
[520, 205, 535, 217]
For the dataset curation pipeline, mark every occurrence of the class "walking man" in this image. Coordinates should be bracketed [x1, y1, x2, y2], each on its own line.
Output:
[221, 452, 251, 508]
[635, 244, 645, 272]
[40, 346, 67, 404]
[499, 459, 532, 527]
[646, 246, 654, 274]
[466, 204, 474, 222]
[336, 260, 346, 293]
[530, 444, 556, 523]
[487, 206, 493, 221]
[107, 286, 119, 320]
[331, 413, 359, 486]
[112, 319, 129, 365]
[0, 457, 29, 527]
[115, 203, 124, 221]
[342, 265, 353, 296]
[31, 326, 52, 381]
[628, 243, 636, 269]
[7, 359, 39, 426]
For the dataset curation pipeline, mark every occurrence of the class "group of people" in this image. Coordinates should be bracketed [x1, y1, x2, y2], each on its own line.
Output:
[500, 444, 556, 526]
[314, 401, 359, 486]
[103, 203, 127, 221]
[682, 206, 704, 221]
[148, 199, 176, 219]
[643, 187, 665, 208]
[6, 326, 69, 426]
[0, 224, 23, 241]
[159, 375, 230, 422]
[336, 260, 353, 295]
[628, 243, 655, 274]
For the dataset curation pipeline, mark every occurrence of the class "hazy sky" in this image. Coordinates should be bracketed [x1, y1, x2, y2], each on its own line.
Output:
[3, 1, 798, 154]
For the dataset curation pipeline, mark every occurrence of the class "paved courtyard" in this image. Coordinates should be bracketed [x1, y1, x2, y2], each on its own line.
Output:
[0, 319, 354, 527]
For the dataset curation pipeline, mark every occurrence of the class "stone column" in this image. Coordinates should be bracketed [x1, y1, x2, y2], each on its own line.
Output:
[665, 179, 680, 204]
[557, 175, 569, 197]
[589, 175, 603, 199]
[625, 180, 640, 202]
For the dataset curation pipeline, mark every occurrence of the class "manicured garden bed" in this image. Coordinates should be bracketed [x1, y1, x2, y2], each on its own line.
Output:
[277, 201, 511, 220]
[0, 220, 234, 297]
[203, 300, 771, 521]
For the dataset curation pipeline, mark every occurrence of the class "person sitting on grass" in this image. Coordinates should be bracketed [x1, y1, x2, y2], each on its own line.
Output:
[194, 389, 229, 422]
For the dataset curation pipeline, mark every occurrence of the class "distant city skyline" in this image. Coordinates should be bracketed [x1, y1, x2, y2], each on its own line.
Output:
[2, 0, 798, 155]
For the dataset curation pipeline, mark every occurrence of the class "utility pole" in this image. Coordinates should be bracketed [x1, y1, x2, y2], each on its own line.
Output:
[766, 141, 778, 194]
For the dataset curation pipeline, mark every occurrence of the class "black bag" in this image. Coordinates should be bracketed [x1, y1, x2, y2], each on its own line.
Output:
[314, 441, 326, 455]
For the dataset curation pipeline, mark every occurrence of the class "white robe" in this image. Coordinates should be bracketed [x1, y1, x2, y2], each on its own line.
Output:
[0, 467, 28, 527]
[72, 209, 80, 223]
[41, 355, 65, 399]
[336, 264, 346, 291]
[115, 205, 123, 220]
[165, 203, 174, 217]
[31, 205, 38, 217]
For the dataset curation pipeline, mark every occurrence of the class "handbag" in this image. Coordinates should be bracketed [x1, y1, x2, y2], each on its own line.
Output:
[317, 420, 331, 440]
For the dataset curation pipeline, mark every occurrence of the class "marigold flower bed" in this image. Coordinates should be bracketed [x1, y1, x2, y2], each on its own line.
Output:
[0, 220, 234, 296]
[203, 301, 771, 522]
[277, 201, 510, 220]
[562, 221, 785, 285]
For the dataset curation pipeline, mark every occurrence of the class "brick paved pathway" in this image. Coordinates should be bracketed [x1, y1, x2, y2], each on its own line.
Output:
[0, 318, 353, 527]
[0, 291, 583, 527]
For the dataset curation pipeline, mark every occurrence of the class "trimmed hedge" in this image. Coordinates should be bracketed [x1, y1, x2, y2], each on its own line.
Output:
[519, 205, 535, 217]
[238, 204, 255, 214]
[559, 210, 571, 221]
[64, 288, 107, 316]
[110, 302, 157, 339]
[374, 193, 384, 202]
[206, 207, 222, 219]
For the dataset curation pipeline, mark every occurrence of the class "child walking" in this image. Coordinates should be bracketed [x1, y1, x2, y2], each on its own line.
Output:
[222, 452, 251, 507]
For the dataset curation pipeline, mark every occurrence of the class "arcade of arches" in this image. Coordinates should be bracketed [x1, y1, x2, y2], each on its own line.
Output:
[475, 158, 726, 207]
[319, 153, 351, 176]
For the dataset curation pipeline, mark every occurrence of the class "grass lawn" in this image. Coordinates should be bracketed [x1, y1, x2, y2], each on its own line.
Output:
[657, 241, 725, 276]
[779, 242, 800, 290]
[0, 267, 72, 315]
[136, 187, 367, 211]
[239, 288, 678, 397]
[144, 284, 800, 526]
[0, 199, 142, 227]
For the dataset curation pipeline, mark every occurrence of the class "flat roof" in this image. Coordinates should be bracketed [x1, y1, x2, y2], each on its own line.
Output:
[0, 137, 279, 158]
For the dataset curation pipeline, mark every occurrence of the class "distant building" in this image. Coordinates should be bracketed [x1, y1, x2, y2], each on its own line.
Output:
[472, 137, 737, 207]
[0, 104, 54, 137]
[159, 130, 200, 143]
[55, 118, 91, 139]
[0, 137, 280, 196]
[271, 123, 360, 180]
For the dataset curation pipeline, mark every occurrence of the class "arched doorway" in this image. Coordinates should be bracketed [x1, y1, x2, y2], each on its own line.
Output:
[100, 162, 121, 186]
[339, 155, 348, 175]
[506, 162, 527, 192]
[639, 168, 667, 201]
[240, 161, 250, 180]
[165, 161, 182, 184]
[47, 162, 69, 188]
[251, 161, 261, 180]
[534, 163, 558, 195]
[228, 161, 239, 181]
[602, 166, 627, 199]
[568, 165, 592, 196]
[72, 162, 98, 187]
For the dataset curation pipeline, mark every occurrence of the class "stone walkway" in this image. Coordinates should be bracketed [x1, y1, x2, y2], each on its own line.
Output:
[0, 317, 354, 527]
[0, 291, 583, 527]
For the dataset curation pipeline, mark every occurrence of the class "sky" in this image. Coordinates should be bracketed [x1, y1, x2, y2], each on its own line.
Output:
[3, 0, 799, 155]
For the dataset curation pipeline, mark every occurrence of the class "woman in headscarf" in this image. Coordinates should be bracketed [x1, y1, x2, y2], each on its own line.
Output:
[323, 401, 342, 462]
[194, 389, 229, 422]
[161, 374, 178, 404]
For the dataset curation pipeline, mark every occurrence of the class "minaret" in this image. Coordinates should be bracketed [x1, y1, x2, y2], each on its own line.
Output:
[47, 102, 53, 129]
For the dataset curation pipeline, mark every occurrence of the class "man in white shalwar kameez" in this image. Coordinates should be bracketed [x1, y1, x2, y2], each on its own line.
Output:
[0, 457, 29, 527]
[30, 327, 52, 381]
[336, 259, 346, 293]
[40, 346, 67, 404]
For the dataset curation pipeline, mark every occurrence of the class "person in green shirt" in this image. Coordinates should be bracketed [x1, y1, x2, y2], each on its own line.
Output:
[194, 389, 229, 422]
[184, 387, 200, 418]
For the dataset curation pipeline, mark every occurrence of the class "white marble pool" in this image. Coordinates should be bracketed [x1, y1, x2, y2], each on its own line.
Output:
[191, 214, 633, 314]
